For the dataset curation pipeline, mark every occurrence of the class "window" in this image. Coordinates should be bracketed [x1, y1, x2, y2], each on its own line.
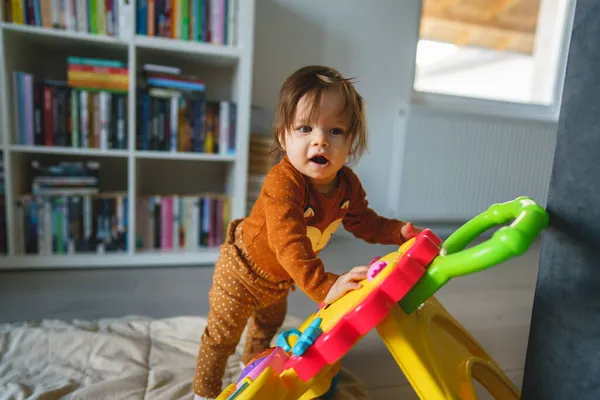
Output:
[413, 0, 574, 107]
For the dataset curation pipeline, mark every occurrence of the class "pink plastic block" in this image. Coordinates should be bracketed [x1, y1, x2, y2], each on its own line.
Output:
[237, 347, 289, 388]
[367, 260, 388, 281]
[284, 230, 441, 382]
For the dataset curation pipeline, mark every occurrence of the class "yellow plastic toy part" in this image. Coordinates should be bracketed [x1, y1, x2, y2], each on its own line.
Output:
[376, 297, 519, 400]
[216, 362, 341, 400]
[298, 238, 417, 334]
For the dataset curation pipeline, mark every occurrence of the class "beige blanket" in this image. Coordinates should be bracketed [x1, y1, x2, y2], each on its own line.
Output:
[0, 315, 369, 400]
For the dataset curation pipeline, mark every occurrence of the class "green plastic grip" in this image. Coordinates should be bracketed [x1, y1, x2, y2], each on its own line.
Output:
[399, 196, 549, 314]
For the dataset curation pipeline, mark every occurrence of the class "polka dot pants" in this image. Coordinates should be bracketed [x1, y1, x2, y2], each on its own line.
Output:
[193, 219, 291, 398]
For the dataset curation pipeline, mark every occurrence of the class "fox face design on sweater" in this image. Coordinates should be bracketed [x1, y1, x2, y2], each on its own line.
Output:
[304, 199, 350, 252]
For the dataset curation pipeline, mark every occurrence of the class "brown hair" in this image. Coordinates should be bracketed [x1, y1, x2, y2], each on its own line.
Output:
[271, 65, 367, 164]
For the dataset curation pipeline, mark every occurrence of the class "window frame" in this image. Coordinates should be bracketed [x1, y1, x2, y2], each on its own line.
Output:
[410, 0, 577, 123]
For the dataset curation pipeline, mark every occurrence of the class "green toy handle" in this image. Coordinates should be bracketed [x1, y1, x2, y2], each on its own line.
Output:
[400, 196, 549, 314]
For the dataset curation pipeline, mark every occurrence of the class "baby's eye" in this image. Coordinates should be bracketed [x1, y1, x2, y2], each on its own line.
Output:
[297, 125, 312, 133]
[329, 128, 345, 135]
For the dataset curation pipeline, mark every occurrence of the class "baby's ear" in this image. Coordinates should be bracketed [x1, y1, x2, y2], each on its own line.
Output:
[278, 132, 286, 151]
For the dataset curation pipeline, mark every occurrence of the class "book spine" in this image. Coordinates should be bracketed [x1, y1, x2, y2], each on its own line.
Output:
[150, 96, 158, 150]
[71, 88, 79, 147]
[217, 197, 223, 244]
[171, 0, 179, 38]
[170, 95, 179, 152]
[157, 197, 163, 248]
[64, 0, 73, 30]
[33, 0, 41, 26]
[96, 0, 105, 35]
[158, 97, 165, 150]
[172, 195, 179, 249]
[76, 0, 86, 31]
[67, 56, 125, 69]
[190, 197, 199, 250]
[189, 0, 196, 41]
[51, 85, 59, 146]
[162, 0, 171, 37]
[68, 64, 128, 74]
[32, 80, 43, 145]
[210, 0, 222, 44]
[79, 90, 89, 148]
[99, 91, 108, 149]
[147, 77, 205, 91]
[68, 71, 129, 82]
[137, 0, 147, 35]
[229, 102, 236, 153]
[180, 0, 188, 40]
[115, 94, 123, 149]
[42, 84, 53, 146]
[116, 194, 124, 250]
[14, 72, 24, 144]
[160, 196, 168, 249]
[93, 92, 100, 148]
[219, 101, 229, 155]
[147, 0, 155, 36]
[106, 0, 113, 35]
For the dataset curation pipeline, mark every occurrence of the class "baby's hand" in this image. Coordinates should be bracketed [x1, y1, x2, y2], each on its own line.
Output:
[401, 222, 423, 241]
[323, 266, 368, 304]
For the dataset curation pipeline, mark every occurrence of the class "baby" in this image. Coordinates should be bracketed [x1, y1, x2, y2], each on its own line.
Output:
[193, 65, 421, 399]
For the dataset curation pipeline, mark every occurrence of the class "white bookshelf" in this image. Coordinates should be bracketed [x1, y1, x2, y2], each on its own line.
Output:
[0, 0, 255, 269]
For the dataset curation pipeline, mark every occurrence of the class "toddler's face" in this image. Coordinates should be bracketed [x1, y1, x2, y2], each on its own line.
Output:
[281, 90, 353, 192]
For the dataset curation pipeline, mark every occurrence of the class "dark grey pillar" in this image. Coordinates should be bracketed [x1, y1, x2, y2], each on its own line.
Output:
[521, 1, 600, 398]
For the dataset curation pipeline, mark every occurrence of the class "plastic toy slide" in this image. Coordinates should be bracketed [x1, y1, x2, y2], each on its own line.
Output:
[216, 196, 549, 400]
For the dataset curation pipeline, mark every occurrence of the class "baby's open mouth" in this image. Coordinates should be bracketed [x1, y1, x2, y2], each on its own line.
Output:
[310, 155, 329, 165]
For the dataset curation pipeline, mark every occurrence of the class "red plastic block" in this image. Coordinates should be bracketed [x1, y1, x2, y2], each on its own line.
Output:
[378, 256, 423, 300]
[284, 229, 442, 382]
[405, 230, 442, 266]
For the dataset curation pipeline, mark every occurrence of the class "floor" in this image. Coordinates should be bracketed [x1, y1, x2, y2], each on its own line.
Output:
[0, 234, 541, 399]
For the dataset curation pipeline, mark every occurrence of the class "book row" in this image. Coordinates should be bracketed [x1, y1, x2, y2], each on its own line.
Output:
[136, 0, 237, 46]
[10, 192, 231, 255]
[12, 59, 238, 154]
[0, 152, 5, 254]
[13, 71, 128, 149]
[68, 56, 129, 93]
[14, 193, 129, 255]
[136, 194, 229, 251]
[29, 160, 100, 196]
[5, 0, 125, 37]
[137, 91, 236, 154]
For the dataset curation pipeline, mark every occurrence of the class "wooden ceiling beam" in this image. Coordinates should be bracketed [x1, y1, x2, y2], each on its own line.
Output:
[483, 0, 522, 21]
[420, 16, 535, 54]
[422, 0, 539, 33]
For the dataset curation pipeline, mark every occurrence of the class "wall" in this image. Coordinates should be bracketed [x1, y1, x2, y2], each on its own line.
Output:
[251, 0, 422, 215]
[251, 0, 561, 227]
[399, 107, 557, 221]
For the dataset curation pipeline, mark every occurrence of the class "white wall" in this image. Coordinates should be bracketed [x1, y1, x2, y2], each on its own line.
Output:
[415, 45, 538, 105]
[251, 0, 422, 215]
